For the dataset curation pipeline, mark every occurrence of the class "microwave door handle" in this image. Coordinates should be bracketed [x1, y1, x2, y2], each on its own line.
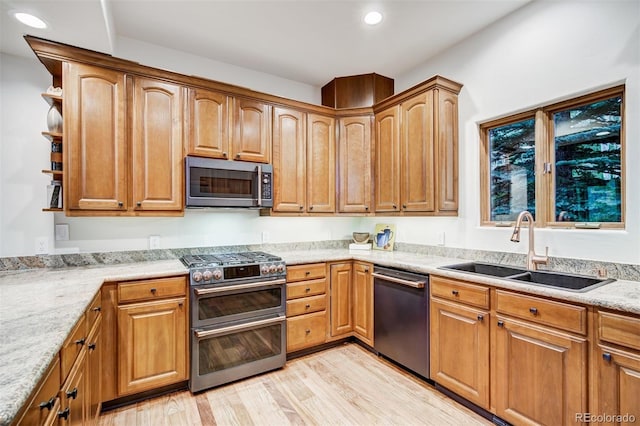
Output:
[257, 165, 262, 207]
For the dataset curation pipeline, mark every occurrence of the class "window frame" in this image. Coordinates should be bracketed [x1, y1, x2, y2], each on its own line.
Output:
[479, 85, 625, 229]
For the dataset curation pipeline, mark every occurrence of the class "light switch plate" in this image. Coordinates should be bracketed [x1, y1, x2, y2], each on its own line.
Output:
[55, 224, 69, 241]
[35, 237, 49, 254]
[149, 235, 161, 249]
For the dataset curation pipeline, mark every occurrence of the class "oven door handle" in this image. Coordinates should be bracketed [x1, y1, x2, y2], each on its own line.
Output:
[195, 314, 285, 339]
[371, 272, 426, 289]
[194, 278, 286, 295]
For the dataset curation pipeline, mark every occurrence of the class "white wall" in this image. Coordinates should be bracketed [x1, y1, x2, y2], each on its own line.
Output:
[362, 0, 640, 264]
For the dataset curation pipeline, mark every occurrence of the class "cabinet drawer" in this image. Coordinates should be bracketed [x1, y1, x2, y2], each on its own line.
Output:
[86, 290, 102, 330]
[286, 263, 326, 282]
[118, 276, 186, 303]
[287, 311, 327, 352]
[60, 314, 86, 381]
[287, 278, 327, 300]
[287, 294, 327, 317]
[16, 356, 61, 426]
[598, 310, 640, 351]
[496, 290, 587, 335]
[431, 276, 490, 309]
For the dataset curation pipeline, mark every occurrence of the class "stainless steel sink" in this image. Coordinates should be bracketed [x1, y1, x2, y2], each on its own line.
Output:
[439, 262, 615, 292]
[439, 262, 526, 277]
[507, 270, 615, 292]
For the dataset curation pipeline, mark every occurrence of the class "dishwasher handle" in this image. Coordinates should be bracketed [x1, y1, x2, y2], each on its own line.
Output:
[372, 272, 426, 289]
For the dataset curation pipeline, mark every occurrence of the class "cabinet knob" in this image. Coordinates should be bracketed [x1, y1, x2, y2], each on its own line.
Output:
[66, 387, 78, 400]
[223, 152, 228, 158]
[305, 304, 311, 309]
[58, 408, 70, 420]
[451, 290, 459, 296]
[118, 201, 123, 208]
[39, 397, 56, 411]
[74, 338, 85, 346]
[529, 307, 538, 315]
[602, 353, 612, 363]
[150, 288, 157, 294]
[477, 315, 484, 321]
[365, 206, 369, 211]
[305, 329, 311, 334]
[393, 204, 397, 209]
[364, 268, 369, 273]
[309, 205, 314, 210]
[305, 271, 310, 275]
[497, 320, 505, 328]
[402, 204, 407, 209]
[299, 205, 304, 210]
[92, 306, 101, 312]
[305, 287, 311, 293]
[88, 343, 97, 351]
[235, 154, 240, 159]
[136, 202, 142, 207]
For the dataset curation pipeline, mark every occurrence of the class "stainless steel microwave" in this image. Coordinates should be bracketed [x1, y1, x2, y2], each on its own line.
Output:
[185, 156, 273, 208]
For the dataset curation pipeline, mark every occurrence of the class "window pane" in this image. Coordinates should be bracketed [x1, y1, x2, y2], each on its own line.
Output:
[553, 95, 622, 222]
[488, 118, 536, 221]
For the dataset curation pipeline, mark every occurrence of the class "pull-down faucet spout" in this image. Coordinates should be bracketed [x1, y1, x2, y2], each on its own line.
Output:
[511, 211, 549, 271]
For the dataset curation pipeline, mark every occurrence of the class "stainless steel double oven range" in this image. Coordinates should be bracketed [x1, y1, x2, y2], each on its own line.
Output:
[181, 251, 287, 392]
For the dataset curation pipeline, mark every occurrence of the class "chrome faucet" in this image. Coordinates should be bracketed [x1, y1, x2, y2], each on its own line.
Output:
[510, 211, 549, 271]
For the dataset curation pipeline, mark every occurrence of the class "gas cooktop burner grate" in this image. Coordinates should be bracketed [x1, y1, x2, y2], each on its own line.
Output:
[180, 251, 282, 267]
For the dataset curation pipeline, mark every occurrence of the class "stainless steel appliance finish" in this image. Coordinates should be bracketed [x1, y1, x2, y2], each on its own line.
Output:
[181, 251, 287, 392]
[373, 266, 430, 378]
[185, 156, 273, 208]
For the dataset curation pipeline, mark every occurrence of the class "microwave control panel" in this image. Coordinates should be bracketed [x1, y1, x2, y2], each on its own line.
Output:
[262, 173, 272, 200]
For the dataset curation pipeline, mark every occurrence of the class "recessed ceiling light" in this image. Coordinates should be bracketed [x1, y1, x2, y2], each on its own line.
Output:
[364, 11, 383, 26]
[13, 12, 47, 29]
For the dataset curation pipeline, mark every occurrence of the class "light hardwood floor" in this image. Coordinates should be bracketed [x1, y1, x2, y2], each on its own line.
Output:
[99, 343, 492, 425]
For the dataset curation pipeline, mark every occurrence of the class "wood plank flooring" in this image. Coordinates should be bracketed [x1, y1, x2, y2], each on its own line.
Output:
[99, 343, 491, 425]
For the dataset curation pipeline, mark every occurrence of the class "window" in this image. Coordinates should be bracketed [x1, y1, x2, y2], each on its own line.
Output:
[480, 86, 624, 228]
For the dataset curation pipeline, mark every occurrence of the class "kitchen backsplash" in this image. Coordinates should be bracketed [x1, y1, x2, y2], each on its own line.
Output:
[1, 240, 639, 282]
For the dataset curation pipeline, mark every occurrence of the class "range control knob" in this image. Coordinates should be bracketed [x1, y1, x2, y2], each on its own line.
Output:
[193, 271, 203, 282]
[202, 270, 213, 281]
[276, 264, 284, 273]
[269, 264, 277, 273]
[261, 265, 269, 275]
[212, 269, 223, 280]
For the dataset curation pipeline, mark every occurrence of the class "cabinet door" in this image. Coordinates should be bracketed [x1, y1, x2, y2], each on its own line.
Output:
[232, 98, 271, 163]
[131, 77, 183, 211]
[272, 107, 306, 212]
[430, 298, 489, 409]
[436, 89, 459, 212]
[352, 262, 373, 346]
[86, 316, 102, 423]
[64, 62, 127, 211]
[330, 262, 353, 336]
[337, 116, 372, 213]
[494, 316, 588, 426]
[117, 297, 187, 396]
[594, 345, 640, 423]
[187, 88, 229, 159]
[60, 349, 87, 426]
[307, 114, 336, 213]
[374, 105, 401, 212]
[401, 91, 435, 212]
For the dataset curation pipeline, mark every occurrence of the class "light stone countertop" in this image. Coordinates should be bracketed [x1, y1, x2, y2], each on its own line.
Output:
[1, 250, 639, 425]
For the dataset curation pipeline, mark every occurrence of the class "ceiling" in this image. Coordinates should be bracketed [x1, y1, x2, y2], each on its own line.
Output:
[1, 0, 531, 87]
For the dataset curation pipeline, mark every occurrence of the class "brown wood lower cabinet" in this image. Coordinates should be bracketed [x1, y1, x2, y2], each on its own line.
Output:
[329, 262, 353, 337]
[352, 261, 373, 346]
[60, 349, 87, 426]
[15, 356, 61, 425]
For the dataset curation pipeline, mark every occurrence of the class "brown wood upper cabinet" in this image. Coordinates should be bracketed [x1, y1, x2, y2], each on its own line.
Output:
[131, 76, 184, 211]
[232, 97, 271, 163]
[64, 62, 127, 211]
[186, 88, 230, 159]
[337, 115, 372, 213]
[64, 63, 183, 215]
[272, 108, 335, 213]
[374, 77, 462, 215]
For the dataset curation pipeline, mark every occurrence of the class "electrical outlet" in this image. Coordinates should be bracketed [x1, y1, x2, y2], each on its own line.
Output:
[437, 232, 445, 246]
[35, 237, 49, 254]
[55, 224, 69, 241]
[149, 235, 161, 250]
[262, 231, 270, 243]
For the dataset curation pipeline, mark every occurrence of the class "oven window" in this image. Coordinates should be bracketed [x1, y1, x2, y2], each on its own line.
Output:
[198, 288, 282, 320]
[190, 167, 255, 198]
[198, 323, 282, 374]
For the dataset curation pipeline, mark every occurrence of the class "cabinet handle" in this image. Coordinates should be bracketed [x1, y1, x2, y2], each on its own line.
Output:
[150, 288, 157, 294]
[39, 397, 56, 411]
[305, 287, 311, 293]
[402, 204, 407, 209]
[602, 352, 612, 363]
[305, 271, 310, 275]
[451, 290, 459, 296]
[118, 202, 123, 208]
[305, 329, 311, 334]
[92, 306, 101, 312]
[497, 320, 504, 327]
[58, 408, 70, 420]
[222, 152, 228, 158]
[365, 206, 369, 211]
[305, 304, 311, 309]
[393, 204, 397, 209]
[364, 268, 370, 273]
[477, 315, 484, 321]
[529, 307, 538, 315]
[136, 202, 142, 207]
[88, 343, 97, 351]
[66, 387, 78, 400]
[309, 205, 314, 210]
[74, 338, 85, 346]
[299, 205, 304, 210]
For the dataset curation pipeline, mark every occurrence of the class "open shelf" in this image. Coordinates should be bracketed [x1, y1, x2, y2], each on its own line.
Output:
[42, 208, 63, 212]
[41, 92, 63, 106]
[42, 131, 63, 141]
[42, 169, 64, 177]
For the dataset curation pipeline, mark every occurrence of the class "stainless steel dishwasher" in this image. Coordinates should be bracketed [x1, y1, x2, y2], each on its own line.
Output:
[373, 266, 429, 379]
